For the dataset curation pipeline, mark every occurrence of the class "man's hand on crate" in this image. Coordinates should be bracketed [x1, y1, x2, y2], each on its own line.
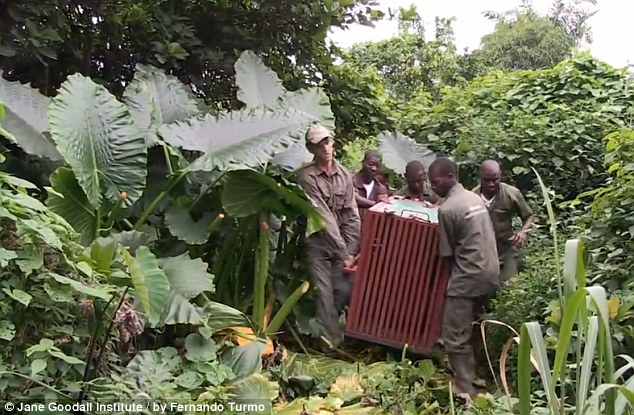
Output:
[344, 254, 356, 269]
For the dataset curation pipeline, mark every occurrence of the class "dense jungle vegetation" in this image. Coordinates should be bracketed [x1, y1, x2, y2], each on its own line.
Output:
[0, 0, 633, 414]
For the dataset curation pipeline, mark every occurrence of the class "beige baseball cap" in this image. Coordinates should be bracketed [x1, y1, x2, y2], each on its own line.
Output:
[305, 123, 334, 145]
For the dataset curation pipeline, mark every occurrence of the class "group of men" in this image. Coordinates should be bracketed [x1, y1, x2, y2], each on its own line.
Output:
[296, 123, 535, 400]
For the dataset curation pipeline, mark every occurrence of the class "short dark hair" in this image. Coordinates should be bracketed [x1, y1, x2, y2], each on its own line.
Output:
[429, 157, 456, 176]
[405, 160, 425, 176]
[363, 149, 382, 161]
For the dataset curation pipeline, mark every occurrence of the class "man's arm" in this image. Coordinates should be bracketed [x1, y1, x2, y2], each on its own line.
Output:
[438, 209, 455, 258]
[339, 177, 362, 257]
[511, 188, 536, 245]
[297, 173, 348, 254]
[355, 192, 376, 208]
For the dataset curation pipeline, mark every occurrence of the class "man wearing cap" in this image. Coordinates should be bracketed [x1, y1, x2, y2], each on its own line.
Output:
[296, 123, 361, 350]
[394, 160, 442, 205]
[472, 160, 536, 284]
[352, 150, 389, 209]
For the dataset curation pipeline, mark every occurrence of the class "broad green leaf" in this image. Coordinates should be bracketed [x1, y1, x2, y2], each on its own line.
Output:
[46, 272, 112, 300]
[3, 288, 32, 306]
[26, 338, 55, 355]
[160, 291, 204, 325]
[221, 341, 266, 379]
[48, 349, 85, 365]
[160, 107, 320, 172]
[221, 169, 325, 235]
[229, 373, 279, 402]
[123, 64, 201, 146]
[0, 320, 15, 341]
[377, 131, 437, 175]
[107, 230, 152, 254]
[1, 173, 38, 190]
[17, 219, 63, 250]
[158, 253, 215, 299]
[122, 246, 170, 327]
[164, 207, 215, 245]
[0, 248, 17, 267]
[156, 253, 214, 326]
[48, 74, 147, 209]
[10, 192, 47, 212]
[234, 50, 285, 108]
[0, 72, 61, 160]
[31, 359, 47, 376]
[204, 301, 255, 333]
[184, 332, 217, 362]
[45, 167, 97, 246]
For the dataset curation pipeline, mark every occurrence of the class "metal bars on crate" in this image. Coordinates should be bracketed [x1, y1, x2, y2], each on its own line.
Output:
[345, 208, 450, 354]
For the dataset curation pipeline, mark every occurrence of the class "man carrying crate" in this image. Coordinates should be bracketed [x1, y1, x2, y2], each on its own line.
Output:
[352, 150, 389, 208]
[297, 123, 361, 351]
[394, 160, 442, 204]
[428, 157, 501, 400]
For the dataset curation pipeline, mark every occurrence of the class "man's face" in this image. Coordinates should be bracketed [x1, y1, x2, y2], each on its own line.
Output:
[406, 169, 426, 194]
[361, 156, 381, 179]
[309, 137, 334, 163]
[429, 169, 450, 198]
[480, 170, 501, 194]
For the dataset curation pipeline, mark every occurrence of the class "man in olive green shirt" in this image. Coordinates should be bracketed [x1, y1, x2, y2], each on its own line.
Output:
[429, 157, 500, 399]
[297, 123, 361, 349]
[472, 160, 535, 284]
[394, 160, 441, 204]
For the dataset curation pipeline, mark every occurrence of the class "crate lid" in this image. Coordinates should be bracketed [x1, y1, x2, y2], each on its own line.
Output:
[369, 198, 439, 224]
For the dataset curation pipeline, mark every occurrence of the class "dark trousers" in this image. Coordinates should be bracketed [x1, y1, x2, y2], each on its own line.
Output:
[306, 247, 352, 344]
[441, 294, 493, 396]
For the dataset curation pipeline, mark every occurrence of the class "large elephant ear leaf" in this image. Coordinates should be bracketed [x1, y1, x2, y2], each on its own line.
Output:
[221, 169, 325, 235]
[0, 73, 61, 160]
[234, 50, 285, 108]
[123, 64, 201, 146]
[377, 131, 437, 175]
[161, 108, 318, 172]
[45, 167, 98, 246]
[48, 74, 148, 209]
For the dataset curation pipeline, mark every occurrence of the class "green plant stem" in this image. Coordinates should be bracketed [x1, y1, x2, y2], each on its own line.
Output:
[253, 213, 270, 331]
[162, 143, 173, 175]
[78, 287, 129, 402]
[188, 172, 225, 213]
[133, 171, 187, 230]
[102, 195, 125, 233]
[266, 281, 309, 336]
[285, 321, 310, 356]
[2, 371, 71, 399]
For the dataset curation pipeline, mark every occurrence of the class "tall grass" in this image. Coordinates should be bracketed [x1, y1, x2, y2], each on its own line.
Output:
[512, 169, 634, 415]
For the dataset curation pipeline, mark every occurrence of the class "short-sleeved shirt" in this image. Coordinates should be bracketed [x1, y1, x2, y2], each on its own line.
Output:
[438, 183, 500, 297]
[394, 184, 441, 204]
[297, 161, 361, 257]
[472, 182, 534, 255]
[352, 172, 387, 202]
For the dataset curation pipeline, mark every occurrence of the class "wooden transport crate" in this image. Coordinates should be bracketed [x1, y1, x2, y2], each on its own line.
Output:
[345, 199, 450, 354]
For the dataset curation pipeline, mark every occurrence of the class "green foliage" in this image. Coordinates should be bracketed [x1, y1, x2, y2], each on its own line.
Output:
[479, 11, 576, 70]
[0, 0, 381, 103]
[344, 17, 479, 101]
[0, 164, 117, 401]
[400, 54, 634, 200]
[570, 127, 634, 289]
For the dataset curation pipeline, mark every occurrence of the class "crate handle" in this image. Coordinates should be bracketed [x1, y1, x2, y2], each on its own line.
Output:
[401, 209, 431, 223]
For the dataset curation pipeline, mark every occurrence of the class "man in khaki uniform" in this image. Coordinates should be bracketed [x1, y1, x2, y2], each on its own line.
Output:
[296, 123, 361, 349]
[394, 160, 441, 204]
[352, 150, 388, 208]
[428, 157, 500, 399]
[472, 160, 535, 284]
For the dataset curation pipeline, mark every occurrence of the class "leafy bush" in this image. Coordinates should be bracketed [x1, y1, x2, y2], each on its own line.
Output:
[398, 54, 634, 201]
